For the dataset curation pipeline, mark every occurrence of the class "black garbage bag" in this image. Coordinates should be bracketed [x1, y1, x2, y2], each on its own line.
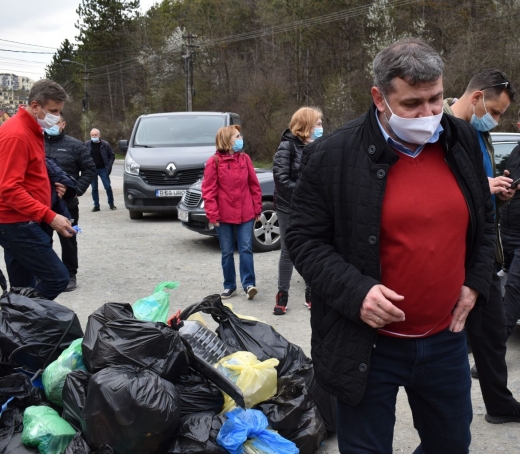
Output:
[0, 270, 7, 292]
[81, 303, 135, 373]
[87, 319, 189, 381]
[0, 348, 14, 378]
[0, 373, 45, 453]
[83, 365, 180, 454]
[167, 413, 226, 454]
[0, 293, 83, 372]
[172, 370, 224, 417]
[63, 433, 113, 454]
[62, 370, 91, 432]
[254, 369, 327, 454]
[180, 295, 309, 377]
[3, 433, 38, 454]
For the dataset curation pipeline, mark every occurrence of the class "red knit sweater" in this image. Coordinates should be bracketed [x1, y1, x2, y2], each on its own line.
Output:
[379, 142, 469, 338]
[0, 107, 55, 224]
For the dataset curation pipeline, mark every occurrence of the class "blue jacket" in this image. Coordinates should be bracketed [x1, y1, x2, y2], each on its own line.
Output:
[46, 157, 77, 220]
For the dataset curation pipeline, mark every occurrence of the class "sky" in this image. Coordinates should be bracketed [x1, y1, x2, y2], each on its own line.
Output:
[0, 0, 159, 81]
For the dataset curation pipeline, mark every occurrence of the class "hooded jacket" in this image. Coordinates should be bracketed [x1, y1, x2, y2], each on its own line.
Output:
[202, 151, 262, 225]
[285, 104, 496, 405]
[272, 129, 306, 213]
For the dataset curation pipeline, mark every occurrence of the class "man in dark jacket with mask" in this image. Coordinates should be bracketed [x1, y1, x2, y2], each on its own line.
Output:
[44, 113, 96, 291]
[286, 38, 496, 453]
[85, 128, 116, 212]
[443, 70, 520, 425]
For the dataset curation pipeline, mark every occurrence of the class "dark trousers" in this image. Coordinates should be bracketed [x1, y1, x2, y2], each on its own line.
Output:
[336, 329, 472, 454]
[0, 222, 69, 300]
[466, 266, 517, 416]
[43, 204, 78, 277]
[501, 230, 520, 338]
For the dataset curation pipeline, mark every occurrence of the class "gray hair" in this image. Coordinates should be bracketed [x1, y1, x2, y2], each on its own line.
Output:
[28, 79, 69, 105]
[373, 38, 444, 95]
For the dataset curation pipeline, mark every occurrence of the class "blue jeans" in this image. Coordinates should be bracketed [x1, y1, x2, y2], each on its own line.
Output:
[91, 168, 114, 207]
[215, 220, 255, 292]
[0, 222, 69, 300]
[337, 328, 472, 454]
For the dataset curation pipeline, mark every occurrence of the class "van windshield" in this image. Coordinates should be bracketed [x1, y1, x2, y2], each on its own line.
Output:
[134, 115, 226, 147]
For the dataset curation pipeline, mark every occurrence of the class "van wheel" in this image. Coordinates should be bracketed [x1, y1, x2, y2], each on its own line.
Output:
[252, 201, 281, 252]
[129, 210, 143, 220]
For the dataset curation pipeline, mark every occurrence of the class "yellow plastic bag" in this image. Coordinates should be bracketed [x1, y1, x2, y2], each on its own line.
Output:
[216, 351, 279, 413]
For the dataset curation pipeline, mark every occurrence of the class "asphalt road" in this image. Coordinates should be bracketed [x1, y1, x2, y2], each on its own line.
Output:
[47, 165, 520, 453]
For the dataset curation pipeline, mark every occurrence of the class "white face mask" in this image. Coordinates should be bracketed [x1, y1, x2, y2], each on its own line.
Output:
[37, 107, 60, 130]
[383, 97, 443, 145]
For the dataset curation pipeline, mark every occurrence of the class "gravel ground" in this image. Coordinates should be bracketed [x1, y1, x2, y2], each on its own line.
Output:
[48, 166, 520, 453]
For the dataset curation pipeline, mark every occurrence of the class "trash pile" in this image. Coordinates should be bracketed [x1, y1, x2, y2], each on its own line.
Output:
[0, 284, 337, 454]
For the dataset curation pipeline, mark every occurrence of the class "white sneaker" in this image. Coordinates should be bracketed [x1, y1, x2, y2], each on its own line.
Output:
[246, 286, 258, 300]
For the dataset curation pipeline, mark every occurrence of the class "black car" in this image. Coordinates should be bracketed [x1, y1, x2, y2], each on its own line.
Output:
[177, 169, 281, 252]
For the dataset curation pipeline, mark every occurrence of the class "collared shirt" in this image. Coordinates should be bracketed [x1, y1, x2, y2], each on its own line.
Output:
[374, 108, 444, 158]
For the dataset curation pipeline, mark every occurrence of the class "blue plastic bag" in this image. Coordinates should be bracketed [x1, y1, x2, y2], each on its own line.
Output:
[132, 281, 179, 323]
[216, 408, 299, 454]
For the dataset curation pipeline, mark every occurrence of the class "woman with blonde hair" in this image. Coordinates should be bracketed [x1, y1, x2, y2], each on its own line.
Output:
[272, 107, 323, 315]
[202, 125, 262, 300]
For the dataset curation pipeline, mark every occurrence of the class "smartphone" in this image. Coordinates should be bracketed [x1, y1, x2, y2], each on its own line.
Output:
[507, 167, 520, 188]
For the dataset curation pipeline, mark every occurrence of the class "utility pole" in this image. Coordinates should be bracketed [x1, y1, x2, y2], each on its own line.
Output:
[62, 59, 89, 140]
[182, 34, 198, 112]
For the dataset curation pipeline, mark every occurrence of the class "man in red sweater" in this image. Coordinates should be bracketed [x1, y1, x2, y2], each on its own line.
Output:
[0, 79, 75, 300]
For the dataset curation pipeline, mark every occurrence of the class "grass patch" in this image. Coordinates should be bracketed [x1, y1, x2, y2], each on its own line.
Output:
[253, 160, 272, 169]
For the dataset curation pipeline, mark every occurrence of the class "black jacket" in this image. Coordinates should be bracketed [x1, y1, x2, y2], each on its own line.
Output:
[273, 129, 305, 213]
[84, 139, 115, 175]
[44, 132, 96, 197]
[285, 105, 496, 405]
[500, 142, 520, 235]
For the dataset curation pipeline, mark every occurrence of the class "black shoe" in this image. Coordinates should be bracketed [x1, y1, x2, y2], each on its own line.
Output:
[273, 290, 288, 315]
[110, 205, 117, 210]
[470, 364, 478, 379]
[485, 406, 520, 424]
[92, 206, 100, 212]
[246, 286, 258, 300]
[64, 277, 76, 292]
[221, 289, 236, 299]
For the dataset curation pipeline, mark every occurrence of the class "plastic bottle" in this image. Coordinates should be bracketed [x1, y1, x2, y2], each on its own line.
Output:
[179, 320, 231, 365]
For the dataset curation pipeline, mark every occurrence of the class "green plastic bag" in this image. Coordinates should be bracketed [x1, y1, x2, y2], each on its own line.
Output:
[42, 338, 87, 406]
[22, 406, 76, 454]
[132, 281, 180, 323]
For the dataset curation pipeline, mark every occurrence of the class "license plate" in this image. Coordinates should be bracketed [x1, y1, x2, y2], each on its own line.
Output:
[155, 189, 186, 197]
[178, 209, 189, 222]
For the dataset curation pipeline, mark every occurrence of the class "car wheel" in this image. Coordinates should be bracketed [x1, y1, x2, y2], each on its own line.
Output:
[129, 210, 143, 220]
[252, 201, 281, 252]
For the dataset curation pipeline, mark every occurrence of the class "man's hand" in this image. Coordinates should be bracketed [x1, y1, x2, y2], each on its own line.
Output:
[360, 284, 405, 328]
[49, 214, 75, 237]
[449, 286, 478, 332]
[496, 170, 517, 201]
[55, 182, 66, 199]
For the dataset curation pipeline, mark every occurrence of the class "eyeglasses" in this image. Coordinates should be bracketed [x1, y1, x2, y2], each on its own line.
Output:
[480, 82, 510, 91]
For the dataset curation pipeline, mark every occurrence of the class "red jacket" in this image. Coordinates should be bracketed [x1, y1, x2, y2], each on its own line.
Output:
[202, 151, 262, 225]
[0, 107, 55, 224]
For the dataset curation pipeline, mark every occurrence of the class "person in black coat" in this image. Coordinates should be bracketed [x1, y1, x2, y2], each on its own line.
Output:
[286, 38, 496, 453]
[272, 107, 322, 315]
[44, 113, 96, 291]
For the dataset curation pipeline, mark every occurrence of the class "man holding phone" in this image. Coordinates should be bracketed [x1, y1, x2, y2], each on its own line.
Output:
[443, 69, 520, 424]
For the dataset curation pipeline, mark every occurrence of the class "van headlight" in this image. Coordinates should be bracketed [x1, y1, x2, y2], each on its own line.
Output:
[125, 155, 140, 175]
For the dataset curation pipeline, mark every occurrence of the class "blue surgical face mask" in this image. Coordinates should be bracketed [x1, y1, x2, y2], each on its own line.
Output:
[45, 125, 60, 136]
[470, 95, 498, 132]
[311, 127, 323, 140]
[232, 138, 243, 152]
[91, 137, 100, 143]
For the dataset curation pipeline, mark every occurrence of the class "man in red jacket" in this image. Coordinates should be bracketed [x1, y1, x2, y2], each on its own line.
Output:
[0, 79, 75, 300]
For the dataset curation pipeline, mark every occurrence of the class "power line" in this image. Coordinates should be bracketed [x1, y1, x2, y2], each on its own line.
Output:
[0, 39, 57, 50]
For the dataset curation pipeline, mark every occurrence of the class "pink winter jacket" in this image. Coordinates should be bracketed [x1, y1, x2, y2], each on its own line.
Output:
[202, 151, 262, 225]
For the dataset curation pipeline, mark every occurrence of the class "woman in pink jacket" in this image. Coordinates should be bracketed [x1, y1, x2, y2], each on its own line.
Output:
[202, 125, 262, 300]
